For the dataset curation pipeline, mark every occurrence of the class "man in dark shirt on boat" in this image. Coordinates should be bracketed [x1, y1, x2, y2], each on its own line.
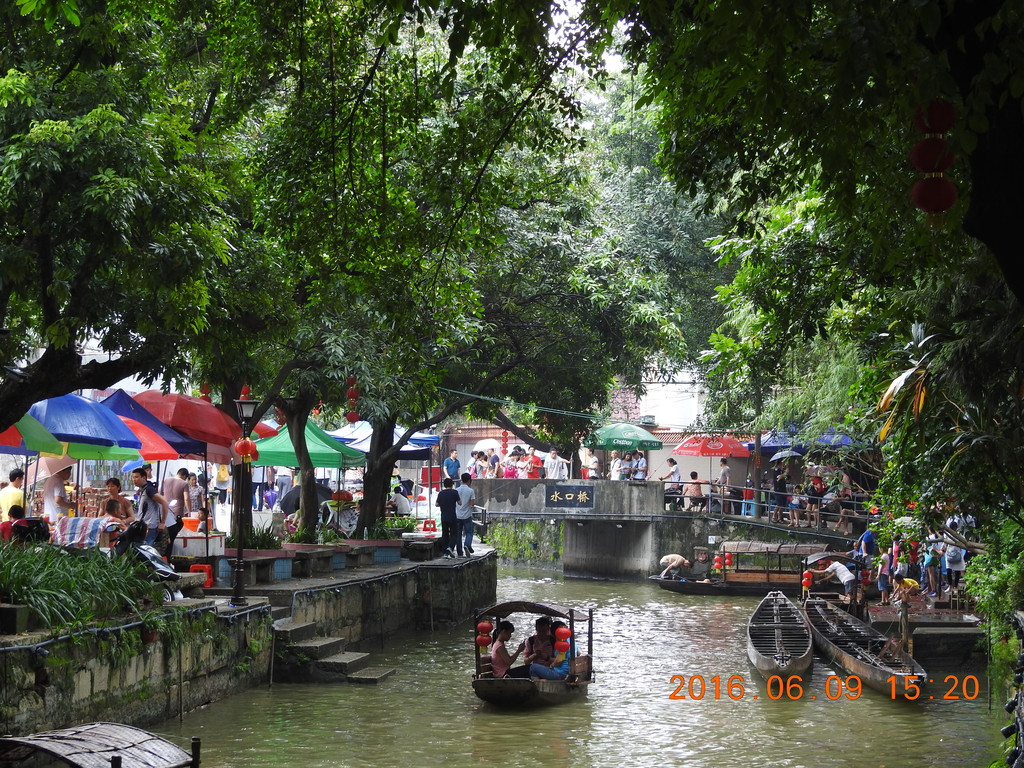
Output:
[523, 616, 554, 667]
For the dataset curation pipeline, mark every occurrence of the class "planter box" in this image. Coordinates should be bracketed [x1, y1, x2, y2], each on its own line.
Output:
[0, 603, 30, 635]
[172, 530, 226, 557]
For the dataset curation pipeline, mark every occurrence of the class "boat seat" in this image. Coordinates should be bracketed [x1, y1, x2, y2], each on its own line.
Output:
[477, 654, 493, 679]
[568, 654, 592, 681]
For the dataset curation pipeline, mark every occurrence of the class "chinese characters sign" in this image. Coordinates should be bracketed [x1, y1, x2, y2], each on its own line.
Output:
[545, 485, 595, 509]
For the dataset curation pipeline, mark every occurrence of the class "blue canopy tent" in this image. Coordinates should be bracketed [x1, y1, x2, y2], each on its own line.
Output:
[328, 421, 438, 460]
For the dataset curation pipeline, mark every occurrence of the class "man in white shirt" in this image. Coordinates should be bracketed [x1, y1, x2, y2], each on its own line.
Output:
[43, 466, 73, 523]
[543, 449, 569, 480]
[386, 485, 412, 516]
[633, 450, 648, 481]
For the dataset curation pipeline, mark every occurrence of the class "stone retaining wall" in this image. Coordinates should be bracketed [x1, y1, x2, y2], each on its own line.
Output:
[0, 602, 271, 737]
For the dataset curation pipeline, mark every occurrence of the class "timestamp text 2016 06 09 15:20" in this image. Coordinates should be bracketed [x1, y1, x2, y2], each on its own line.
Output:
[668, 674, 980, 701]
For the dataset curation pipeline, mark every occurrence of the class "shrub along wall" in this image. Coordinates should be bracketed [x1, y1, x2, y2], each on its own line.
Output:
[0, 602, 272, 736]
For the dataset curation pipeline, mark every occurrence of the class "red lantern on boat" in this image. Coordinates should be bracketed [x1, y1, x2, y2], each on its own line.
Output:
[554, 626, 571, 641]
[801, 577, 813, 588]
[802, 570, 813, 581]
[723, 552, 733, 567]
[476, 634, 491, 647]
[713, 555, 723, 569]
[554, 640, 570, 653]
[476, 621, 493, 635]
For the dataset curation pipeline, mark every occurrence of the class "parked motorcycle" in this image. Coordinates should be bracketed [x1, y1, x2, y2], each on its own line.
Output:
[112, 520, 181, 597]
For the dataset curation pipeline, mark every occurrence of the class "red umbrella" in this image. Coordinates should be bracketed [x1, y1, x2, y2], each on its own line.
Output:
[118, 416, 179, 461]
[673, 434, 751, 458]
[253, 421, 279, 438]
[133, 391, 241, 447]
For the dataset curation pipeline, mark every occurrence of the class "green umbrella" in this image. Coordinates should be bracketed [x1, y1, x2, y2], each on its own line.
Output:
[584, 423, 663, 451]
[0, 413, 64, 454]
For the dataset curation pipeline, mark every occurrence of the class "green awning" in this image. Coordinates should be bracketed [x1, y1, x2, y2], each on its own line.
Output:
[253, 421, 365, 468]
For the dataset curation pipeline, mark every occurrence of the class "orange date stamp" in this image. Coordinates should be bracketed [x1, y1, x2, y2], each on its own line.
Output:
[669, 674, 980, 701]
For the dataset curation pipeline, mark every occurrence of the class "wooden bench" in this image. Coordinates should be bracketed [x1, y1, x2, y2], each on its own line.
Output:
[477, 654, 493, 679]
[568, 654, 592, 682]
[288, 547, 335, 577]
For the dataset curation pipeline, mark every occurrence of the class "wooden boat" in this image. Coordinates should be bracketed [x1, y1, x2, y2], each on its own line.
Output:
[803, 597, 926, 695]
[746, 591, 813, 680]
[472, 600, 594, 707]
[0, 722, 198, 767]
[653, 541, 829, 597]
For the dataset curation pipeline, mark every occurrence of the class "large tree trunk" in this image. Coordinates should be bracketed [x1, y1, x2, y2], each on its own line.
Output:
[358, 417, 398, 536]
[277, 394, 317, 540]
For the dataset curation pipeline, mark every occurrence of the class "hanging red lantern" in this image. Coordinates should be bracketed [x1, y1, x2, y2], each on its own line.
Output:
[713, 556, 723, 570]
[861, 569, 871, 586]
[346, 376, 357, 387]
[554, 626, 571, 641]
[801, 577, 813, 588]
[912, 176, 957, 212]
[239, 383, 251, 401]
[910, 137, 955, 173]
[346, 387, 360, 400]
[802, 570, 813, 581]
[501, 430, 509, 438]
[554, 640, 570, 653]
[346, 411, 360, 423]
[199, 382, 212, 403]
[913, 98, 957, 133]
[476, 634, 492, 647]
[476, 621, 494, 635]
[234, 437, 256, 457]
[724, 552, 734, 567]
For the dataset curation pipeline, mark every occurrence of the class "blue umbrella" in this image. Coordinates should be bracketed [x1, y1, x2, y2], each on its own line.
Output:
[29, 394, 142, 448]
[100, 389, 204, 454]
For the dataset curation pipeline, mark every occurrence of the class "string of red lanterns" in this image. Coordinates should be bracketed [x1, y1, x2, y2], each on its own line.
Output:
[501, 430, 509, 456]
[911, 98, 957, 227]
[345, 375, 360, 423]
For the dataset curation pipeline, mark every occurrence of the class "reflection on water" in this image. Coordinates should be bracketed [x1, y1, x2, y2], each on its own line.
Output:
[156, 570, 1005, 768]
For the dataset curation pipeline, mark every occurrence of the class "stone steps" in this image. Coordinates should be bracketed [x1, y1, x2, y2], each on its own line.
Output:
[273, 620, 317, 644]
[316, 651, 371, 675]
[288, 636, 346, 660]
[346, 666, 397, 684]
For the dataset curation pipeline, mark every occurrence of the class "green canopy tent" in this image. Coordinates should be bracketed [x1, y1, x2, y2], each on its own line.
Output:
[252, 422, 365, 468]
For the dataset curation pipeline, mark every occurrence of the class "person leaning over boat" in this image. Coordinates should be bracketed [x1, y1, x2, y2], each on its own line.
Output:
[659, 553, 692, 579]
[813, 559, 857, 602]
[490, 621, 529, 679]
[524, 616, 554, 667]
[891, 573, 920, 605]
[529, 621, 573, 680]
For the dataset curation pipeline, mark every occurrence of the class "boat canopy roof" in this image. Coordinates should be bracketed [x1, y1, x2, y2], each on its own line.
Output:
[476, 601, 590, 621]
[804, 550, 869, 566]
[721, 541, 831, 555]
[0, 722, 193, 768]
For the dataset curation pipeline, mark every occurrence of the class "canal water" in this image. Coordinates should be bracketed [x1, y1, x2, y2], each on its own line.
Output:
[158, 570, 1006, 767]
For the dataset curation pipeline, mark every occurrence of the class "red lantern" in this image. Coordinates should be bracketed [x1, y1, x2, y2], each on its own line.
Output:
[912, 176, 957, 213]
[801, 577, 813, 588]
[476, 634, 491, 647]
[910, 137, 954, 173]
[861, 569, 871, 586]
[502, 430, 509, 438]
[346, 387, 360, 400]
[346, 411, 360, 423]
[713, 556, 723, 570]
[724, 553, 733, 567]
[239, 383, 251, 400]
[234, 437, 256, 457]
[199, 382, 212, 403]
[802, 570, 813, 581]
[554, 626, 571, 641]
[554, 640, 570, 653]
[347, 398, 358, 409]
[913, 98, 956, 133]
[476, 621, 493, 635]
[346, 376, 357, 387]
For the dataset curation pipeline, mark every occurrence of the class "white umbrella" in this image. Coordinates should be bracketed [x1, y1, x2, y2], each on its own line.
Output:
[473, 438, 502, 453]
[31, 454, 76, 480]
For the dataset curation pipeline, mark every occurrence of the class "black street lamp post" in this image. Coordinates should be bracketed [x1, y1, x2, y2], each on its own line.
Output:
[231, 397, 259, 607]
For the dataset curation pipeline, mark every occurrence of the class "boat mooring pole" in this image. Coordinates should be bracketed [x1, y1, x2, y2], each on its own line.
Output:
[191, 736, 202, 767]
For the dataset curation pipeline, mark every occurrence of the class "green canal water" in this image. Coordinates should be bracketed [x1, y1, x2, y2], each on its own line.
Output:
[156, 570, 1007, 767]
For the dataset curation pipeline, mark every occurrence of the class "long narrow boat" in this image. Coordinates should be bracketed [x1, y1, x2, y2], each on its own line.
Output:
[803, 597, 926, 695]
[653, 541, 829, 597]
[472, 600, 594, 708]
[746, 591, 813, 680]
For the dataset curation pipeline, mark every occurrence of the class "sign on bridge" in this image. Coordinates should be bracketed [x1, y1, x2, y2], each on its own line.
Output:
[544, 485, 595, 509]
